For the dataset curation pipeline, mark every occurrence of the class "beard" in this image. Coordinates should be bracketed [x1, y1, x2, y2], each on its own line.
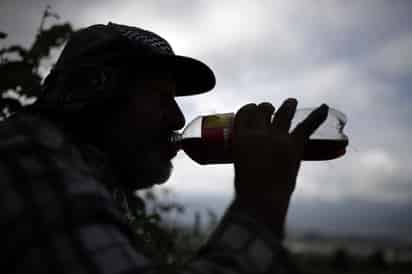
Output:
[131, 143, 173, 188]
[107, 132, 175, 191]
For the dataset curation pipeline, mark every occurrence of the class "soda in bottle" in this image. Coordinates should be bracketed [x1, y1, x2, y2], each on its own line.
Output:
[170, 108, 348, 164]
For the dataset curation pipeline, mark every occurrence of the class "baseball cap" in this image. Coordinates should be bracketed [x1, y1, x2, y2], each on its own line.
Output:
[52, 22, 216, 96]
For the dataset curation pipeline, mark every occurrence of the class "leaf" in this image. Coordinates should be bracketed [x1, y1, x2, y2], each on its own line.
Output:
[0, 98, 23, 117]
[0, 61, 42, 96]
[27, 23, 73, 64]
[144, 190, 156, 201]
[148, 213, 161, 223]
[0, 45, 28, 59]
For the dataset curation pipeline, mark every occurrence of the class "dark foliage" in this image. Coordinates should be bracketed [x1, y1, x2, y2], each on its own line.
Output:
[0, 6, 73, 118]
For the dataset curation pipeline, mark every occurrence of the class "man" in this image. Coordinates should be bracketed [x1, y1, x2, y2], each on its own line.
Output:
[1, 22, 328, 273]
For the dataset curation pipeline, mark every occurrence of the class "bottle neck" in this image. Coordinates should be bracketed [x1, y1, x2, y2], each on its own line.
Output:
[170, 132, 183, 150]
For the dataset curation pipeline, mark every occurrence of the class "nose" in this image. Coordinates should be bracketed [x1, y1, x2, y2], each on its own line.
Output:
[168, 99, 186, 130]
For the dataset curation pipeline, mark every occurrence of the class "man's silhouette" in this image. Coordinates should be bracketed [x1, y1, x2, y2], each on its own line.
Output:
[0, 22, 328, 273]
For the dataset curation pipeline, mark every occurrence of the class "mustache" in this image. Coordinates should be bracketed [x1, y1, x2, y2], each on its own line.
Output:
[132, 130, 176, 149]
[143, 130, 176, 144]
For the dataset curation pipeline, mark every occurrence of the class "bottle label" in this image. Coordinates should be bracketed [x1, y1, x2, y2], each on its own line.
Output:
[201, 113, 234, 143]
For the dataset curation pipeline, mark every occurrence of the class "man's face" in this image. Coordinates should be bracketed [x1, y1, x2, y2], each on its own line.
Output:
[101, 71, 185, 190]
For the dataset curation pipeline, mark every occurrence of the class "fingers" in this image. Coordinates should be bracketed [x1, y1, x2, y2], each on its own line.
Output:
[292, 104, 329, 140]
[234, 103, 258, 133]
[271, 98, 298, 133]
[257, 102, 275, 129]
[235, 103, 275, 133]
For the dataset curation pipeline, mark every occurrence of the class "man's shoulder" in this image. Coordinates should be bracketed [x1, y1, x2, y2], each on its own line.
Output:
[0, 111, 66, 152]
[0, 111, 116, 216]
[0, 111, 112, 193]
[0, 111, 77, 184]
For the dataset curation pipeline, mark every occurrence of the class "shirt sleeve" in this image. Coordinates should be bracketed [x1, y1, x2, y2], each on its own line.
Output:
[1, 114, 289, 274]
[181, 205, 291, 274]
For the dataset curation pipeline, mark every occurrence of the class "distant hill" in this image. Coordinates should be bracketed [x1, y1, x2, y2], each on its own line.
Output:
[168, 192, 412, 243]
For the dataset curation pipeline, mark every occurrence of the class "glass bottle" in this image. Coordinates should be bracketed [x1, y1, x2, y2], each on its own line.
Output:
[170, 108, 348, 165]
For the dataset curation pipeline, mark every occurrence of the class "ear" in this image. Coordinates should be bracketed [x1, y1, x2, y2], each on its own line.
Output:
[56, 65, 120, 108]
[64, 65, 113, 94]
[36, 64, 124, 115]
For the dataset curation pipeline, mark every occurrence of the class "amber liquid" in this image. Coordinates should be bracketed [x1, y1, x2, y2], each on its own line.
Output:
[181, 138, 348, 165]
[303, 139, 348, 161]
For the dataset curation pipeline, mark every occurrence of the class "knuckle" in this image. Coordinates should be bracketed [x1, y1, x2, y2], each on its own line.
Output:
[236, 104, 257, 118]
[236, 103, 257, 118]
[286, 98, 298, 104]
[258, 103, 275, 114]
[258, 102, 273, 108]
[239, 103, 257, 111]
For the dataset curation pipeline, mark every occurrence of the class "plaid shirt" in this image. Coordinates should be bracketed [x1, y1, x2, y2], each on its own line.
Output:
[1, 113, 291, 274]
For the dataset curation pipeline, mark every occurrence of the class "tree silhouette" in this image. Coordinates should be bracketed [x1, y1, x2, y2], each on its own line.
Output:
[0, 5, 73, 119]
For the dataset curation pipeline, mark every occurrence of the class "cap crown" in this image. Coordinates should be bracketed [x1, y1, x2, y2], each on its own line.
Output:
[107, 22, 174, 56]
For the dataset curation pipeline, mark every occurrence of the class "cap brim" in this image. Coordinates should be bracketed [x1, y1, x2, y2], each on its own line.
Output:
[157, 55, 216, 96]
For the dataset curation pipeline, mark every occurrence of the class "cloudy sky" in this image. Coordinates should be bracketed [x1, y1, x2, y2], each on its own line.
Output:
[1, 0, 411, 238]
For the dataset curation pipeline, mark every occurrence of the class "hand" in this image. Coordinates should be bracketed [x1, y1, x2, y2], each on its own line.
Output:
[232, 98, 328, 237]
